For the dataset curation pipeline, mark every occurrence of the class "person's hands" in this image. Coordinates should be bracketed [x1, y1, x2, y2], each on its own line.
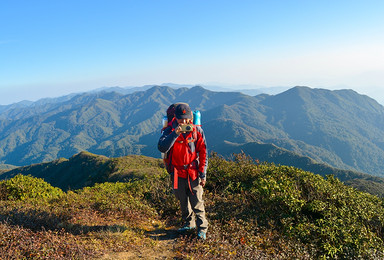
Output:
[175, 125, 183, 135]
[175, 118, 193, 135]
[200, 179, 206, 187]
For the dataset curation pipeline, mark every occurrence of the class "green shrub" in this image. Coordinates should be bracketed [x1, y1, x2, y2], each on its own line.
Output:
[71, 181, 159, 222]
[0, 174, 64, 201]
[201, 153, 384, 259]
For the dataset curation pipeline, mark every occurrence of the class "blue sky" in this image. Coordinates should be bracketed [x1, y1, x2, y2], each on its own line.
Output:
[1, 0, 384, 105]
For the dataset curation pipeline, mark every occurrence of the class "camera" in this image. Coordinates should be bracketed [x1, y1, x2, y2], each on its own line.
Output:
[180, 124, 194, 132]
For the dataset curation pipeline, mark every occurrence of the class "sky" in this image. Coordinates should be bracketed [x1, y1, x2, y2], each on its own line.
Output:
[1, 0, 384, 105]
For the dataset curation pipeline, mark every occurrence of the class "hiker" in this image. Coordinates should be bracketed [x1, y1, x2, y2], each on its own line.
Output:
[158, 103, 209, 240]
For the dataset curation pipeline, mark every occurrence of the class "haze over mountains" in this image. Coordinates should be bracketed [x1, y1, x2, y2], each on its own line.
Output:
[0, 85, 383, 179]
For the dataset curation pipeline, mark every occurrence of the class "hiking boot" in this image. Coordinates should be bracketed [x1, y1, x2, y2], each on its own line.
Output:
[178, 226, 196, 233]
[197, 231, 206, 240]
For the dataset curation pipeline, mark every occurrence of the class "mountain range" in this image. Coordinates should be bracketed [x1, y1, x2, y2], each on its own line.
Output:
[0, 85, 384, 179]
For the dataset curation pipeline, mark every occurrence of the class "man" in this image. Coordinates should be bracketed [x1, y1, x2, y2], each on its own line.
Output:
[158, 103, 209, 240]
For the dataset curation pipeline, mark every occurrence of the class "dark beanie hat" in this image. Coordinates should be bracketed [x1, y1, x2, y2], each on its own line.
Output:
[175, 103, 192, 119]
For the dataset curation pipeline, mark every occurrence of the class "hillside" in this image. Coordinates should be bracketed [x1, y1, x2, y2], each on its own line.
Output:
[0, 85, 384, 179]
[215, 142, 384, 197]
[0, 151, 164, 191]
[3, 150, 384, 198]
[1, 153, 384, 259]
[260, 87, 384, 175]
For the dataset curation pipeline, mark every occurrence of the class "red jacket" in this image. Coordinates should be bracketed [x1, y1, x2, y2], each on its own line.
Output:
[158, 120, 208, 181]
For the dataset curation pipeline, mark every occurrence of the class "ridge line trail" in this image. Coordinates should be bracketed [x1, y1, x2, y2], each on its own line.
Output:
[98, 226, 179, 260]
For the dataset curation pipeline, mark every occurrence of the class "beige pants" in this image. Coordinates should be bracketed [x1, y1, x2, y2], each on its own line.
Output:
[172, 175, 208, 232]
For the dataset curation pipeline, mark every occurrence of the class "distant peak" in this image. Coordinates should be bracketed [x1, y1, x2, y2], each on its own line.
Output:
[189, 85, 207, 92]
[289, 86, 312, 93]
[70, 151, 108, 161]
[191, 85, 205, 90]
[145, 85, 171, 93]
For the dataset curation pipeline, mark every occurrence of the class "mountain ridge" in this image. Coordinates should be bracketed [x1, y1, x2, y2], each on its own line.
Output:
[0, 85, 384, 178]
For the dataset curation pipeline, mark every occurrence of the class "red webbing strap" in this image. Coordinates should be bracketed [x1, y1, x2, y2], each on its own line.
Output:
[173, 164, 196, 195]
[173, 167, 178, 189]
[188, 175, 194, 196]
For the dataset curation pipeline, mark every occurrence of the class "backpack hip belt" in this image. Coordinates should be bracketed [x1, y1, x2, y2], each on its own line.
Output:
[173, 161, 198, 194]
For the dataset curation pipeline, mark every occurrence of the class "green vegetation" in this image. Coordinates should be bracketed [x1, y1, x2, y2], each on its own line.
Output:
[1, 153, 384, 259]
[216, 142, 384, 197]
[1, 152, 165, 191]
[0, 174, 63, 201]
[0, 173, 171, 259]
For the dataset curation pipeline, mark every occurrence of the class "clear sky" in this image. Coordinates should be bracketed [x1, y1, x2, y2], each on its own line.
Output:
[1, 0, 384, 105]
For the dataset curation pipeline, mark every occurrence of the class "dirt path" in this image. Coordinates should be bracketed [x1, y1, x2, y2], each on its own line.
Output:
[98, 227, 179, 260]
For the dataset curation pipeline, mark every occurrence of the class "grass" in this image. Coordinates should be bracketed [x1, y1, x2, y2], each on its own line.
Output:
[1, 153, 384, 259]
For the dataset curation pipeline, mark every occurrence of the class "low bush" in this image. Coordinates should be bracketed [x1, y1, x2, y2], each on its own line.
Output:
[0, 174, 64, 201]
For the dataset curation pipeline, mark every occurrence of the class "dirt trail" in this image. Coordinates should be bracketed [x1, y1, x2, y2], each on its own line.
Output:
[98, 227, 179, 260]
